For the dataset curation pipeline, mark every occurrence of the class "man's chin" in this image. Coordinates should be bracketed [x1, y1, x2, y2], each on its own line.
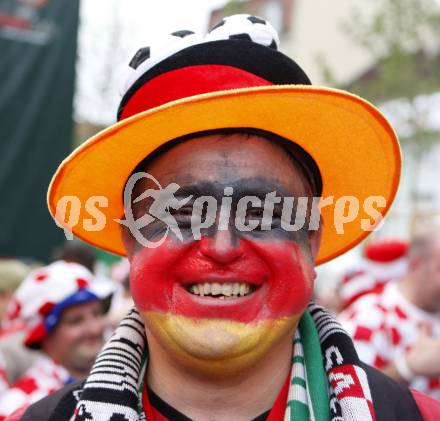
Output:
[143, 311, 299, 377]
[72, 342, 104, 365]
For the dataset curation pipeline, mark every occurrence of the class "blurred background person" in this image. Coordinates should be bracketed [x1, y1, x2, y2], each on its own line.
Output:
[51, 241, 97, 273]
[317, 239, 409, 314]
[337, 239, 409, 312]
[50, 241, 114, 315]
[0, 259, 30, 336]
[0, 260, 114, 419]
[339, 229, 440, 399]
[0, 259, 30, 395]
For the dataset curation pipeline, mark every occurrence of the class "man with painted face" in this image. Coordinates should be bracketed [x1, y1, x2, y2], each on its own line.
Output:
[19, 14, 440, 421]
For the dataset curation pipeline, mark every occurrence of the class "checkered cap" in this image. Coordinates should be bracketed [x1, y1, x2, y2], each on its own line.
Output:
[5, 260, 114, 347]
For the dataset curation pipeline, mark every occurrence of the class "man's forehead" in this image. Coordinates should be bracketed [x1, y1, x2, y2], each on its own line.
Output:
[146, 132, 293, 165]
[60, 299, 101, 319]
[139, 132, 304, 182]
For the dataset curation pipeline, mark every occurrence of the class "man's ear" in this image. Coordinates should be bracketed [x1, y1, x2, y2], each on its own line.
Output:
[309, 221, 323, 262]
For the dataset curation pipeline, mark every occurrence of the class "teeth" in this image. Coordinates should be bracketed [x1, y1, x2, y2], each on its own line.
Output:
[188, 282, 254, 298]
[240, 284, 249, 296]
[204, 283, 210, 295]
[233, 283, 240, 295]
[223, 284, 232, 297]
[211, 283, 222, 295]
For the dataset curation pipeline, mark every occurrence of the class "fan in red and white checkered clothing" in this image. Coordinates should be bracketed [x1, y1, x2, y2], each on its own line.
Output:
[340, 282, 440, 399]
[0, 260, 114, 420]
[339, 233, 440, 400]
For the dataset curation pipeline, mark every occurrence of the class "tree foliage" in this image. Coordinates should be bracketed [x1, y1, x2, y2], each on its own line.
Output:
[337, 0, 440, 229]
[342, 0, 440, 103]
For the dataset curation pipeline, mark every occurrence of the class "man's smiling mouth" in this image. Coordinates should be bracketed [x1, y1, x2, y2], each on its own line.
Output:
[185, 282, 258, 299]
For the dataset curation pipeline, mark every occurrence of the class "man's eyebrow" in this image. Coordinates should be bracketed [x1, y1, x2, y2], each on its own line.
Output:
[174, 184, 212, 199]
[232, 178, 292, 198]
[174, 178, 293, 200]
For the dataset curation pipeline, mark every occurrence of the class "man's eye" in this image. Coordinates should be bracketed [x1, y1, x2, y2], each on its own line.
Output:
[272, 209, 282, 220]
[171, 206, 193, 218]
[246, 208, 264, 219]
[170, 206, 194, 229]
[65, 316, 83, 326]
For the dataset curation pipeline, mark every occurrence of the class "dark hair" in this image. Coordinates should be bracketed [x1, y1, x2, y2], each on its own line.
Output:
[129, 128, 322, 196]
[51, 242, 96, 272]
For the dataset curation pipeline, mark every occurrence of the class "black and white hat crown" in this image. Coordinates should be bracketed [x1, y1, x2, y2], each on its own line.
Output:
[118, 14, 310, 121]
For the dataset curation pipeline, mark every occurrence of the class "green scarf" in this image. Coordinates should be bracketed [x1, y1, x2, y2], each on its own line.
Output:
[287, 311, 330, 421]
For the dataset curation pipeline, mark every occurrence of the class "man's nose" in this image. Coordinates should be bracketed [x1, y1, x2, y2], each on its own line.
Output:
[199, 230, 243, 264]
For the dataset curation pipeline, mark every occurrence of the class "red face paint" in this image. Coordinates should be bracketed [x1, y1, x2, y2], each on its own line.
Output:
[130, 236, 314, 324]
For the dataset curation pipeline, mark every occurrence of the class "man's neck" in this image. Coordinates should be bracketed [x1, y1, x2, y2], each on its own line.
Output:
[145, 332, 294, 421]
[65, 367, 90, 381]
[43, 349, 90, 381]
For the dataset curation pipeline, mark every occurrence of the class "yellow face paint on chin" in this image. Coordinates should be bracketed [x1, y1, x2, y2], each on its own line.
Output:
[142, 311, 301, 377]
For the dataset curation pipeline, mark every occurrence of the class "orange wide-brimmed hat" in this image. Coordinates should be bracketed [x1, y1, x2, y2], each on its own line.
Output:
[47, 14, 401, 265]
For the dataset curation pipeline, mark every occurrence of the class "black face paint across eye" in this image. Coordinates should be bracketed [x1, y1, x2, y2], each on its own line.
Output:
[129, 177, 314, 248]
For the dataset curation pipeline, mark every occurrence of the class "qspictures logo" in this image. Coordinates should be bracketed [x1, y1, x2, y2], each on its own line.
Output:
[55, 171, 387, 246]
